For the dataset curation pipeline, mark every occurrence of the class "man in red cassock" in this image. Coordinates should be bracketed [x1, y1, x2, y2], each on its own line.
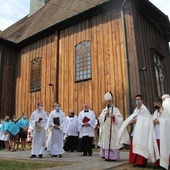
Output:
[128, 94, 152, 167]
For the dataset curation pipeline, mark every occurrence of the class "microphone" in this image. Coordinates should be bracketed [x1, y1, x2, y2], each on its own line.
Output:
[107, 105, 110, 116]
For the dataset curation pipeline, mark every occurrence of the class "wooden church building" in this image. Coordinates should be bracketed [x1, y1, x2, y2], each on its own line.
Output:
[0, 0, 170, 118]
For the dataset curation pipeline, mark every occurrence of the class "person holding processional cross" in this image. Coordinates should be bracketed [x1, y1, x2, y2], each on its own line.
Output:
[98, 92, 129, 161]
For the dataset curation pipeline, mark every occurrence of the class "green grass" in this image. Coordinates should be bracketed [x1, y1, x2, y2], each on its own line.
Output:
[0, 159, 71, 170]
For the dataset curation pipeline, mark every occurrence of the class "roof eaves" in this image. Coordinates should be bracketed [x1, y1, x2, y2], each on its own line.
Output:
[133, 0, 170, 41]
[17, 0, 115, 46]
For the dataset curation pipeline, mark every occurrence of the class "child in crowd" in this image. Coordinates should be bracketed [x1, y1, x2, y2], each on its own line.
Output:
[27, 130, 33, 148]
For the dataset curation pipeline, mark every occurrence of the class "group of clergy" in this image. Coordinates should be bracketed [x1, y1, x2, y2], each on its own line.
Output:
[99, 92, 170, 170]
[29, 93, 170, 169]
[29, 101, 96, 158]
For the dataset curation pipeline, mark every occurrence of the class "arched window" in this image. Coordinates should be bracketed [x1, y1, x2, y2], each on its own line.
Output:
[30, 57, 42, 92]
[153, 52, 165, 96]
[75, 40, 92, 82]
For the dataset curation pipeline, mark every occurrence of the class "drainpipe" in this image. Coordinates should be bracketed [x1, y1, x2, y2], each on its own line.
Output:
[121, 0, 131, 117]
[0, 48, 3, 114]
[56, 31, 60, 103]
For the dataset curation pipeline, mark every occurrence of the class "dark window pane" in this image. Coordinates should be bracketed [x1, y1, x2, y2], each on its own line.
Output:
[80, 67, 84, 71]
[30, 57, 42, 92]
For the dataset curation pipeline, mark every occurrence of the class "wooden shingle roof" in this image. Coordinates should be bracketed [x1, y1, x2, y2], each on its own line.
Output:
[1, 0, 170, 44]
[1, 0, 110, 44]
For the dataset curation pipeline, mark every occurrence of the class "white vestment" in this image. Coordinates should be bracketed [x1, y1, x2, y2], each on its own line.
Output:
[30, 109, 48, 155]
[45, 116, 52, 152]
[149, 109, 170, 170]
[78, 110, 96, 137]
[64, 116, 79, 137]
[98, 106, 129, 150]
[118, 104, 152, 158]
[49, 109, 65, 155]
[163, 98, 170, 115]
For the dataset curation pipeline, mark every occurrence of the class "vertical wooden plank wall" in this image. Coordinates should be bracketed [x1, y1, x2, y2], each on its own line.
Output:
[126, 2, 170, 112]
[15, 33, 58, 118]
[0, 46, 18, 118]
[59, 9, 127, 117]
[123, 2, 141, 113]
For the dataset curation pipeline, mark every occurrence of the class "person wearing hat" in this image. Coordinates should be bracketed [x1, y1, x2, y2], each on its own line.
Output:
[98, 92, 125, 161]
[162, 94, 170, 114]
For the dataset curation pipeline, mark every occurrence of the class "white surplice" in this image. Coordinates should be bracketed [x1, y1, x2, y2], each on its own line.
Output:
[98, 106, 128, 150]
[64, 116, 79, 137]
[78, 110, 96, 137]
[45, 116, 52, 152]
[49, 109, 65, 155]
[149, 109, 170, 170]
[118, 104, 152, 158]
[163, 98, 170, 115]
[30, 109, 48, 155]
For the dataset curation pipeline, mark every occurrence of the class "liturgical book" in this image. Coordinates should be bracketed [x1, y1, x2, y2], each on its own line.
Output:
[82, 116, 90, 123]
[53, 117, 60, 126]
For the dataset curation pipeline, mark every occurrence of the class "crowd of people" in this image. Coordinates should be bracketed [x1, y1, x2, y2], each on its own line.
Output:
[0, 92, 170, 169]
[0, 113, 32, 151]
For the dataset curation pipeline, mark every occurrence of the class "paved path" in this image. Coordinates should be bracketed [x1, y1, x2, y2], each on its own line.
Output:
[0, 149, 129, 170]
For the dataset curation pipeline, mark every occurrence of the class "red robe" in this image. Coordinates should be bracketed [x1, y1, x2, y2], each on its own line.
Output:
[154, 139, 170, 167]
[129, 137, 147, 165]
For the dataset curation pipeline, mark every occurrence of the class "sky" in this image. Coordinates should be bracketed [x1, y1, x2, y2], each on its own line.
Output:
[0, 0, 170, 31]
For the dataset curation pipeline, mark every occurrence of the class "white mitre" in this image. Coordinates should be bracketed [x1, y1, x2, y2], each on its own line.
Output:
[104, 92, 113, 101]
[162, 94, 170, 100]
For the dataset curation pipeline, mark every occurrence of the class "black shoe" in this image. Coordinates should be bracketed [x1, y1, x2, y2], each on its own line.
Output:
[58, 154, 62, 158]
[30, 155, 36, 158]
[82, 153, 87, 156]
[88, 153, 92, 156]
[51, 155, 57, 157]
[39, 154, 43, 158]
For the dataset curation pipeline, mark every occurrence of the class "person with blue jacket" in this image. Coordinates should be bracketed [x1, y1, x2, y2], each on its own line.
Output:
[18, 113, 30, 151]
[8, 115, 20, 151]
[0, 116, 11, 151]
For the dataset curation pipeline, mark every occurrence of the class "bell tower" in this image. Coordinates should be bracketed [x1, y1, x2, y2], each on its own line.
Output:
[29, 0, 49, 16]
